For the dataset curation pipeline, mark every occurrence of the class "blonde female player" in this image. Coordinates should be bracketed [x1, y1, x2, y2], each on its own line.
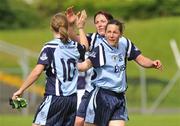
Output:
[12, 12, 88, 126]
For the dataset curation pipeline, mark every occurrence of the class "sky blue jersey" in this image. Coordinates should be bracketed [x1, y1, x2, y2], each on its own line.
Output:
[88, 37, 141, 93]
[37, 38, 85, 96]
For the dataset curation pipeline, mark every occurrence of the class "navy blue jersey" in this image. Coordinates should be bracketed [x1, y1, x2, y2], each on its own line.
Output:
[88, 36, 141, 93]
[87, 33, 104, 52]
[37, 38, 85, 96]
[82, 33, 105, 92]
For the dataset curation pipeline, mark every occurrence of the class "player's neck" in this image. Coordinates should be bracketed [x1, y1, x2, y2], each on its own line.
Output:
[53, 32, 62, 39]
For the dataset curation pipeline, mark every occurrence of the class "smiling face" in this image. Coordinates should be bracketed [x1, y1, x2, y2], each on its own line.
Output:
[94, 14, 109, 36]
[105, 24, 121, 47]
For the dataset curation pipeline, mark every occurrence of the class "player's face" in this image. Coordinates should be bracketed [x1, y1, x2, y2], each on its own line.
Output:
[94, 14, 108, 36]
[105, 24, 121, 47]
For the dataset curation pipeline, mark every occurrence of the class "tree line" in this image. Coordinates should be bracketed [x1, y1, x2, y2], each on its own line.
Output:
[0, 0, 180, 29]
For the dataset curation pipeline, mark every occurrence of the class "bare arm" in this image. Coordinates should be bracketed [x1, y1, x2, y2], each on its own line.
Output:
[76, 10, 89, 51]
[66, 7, 89, 50]
[135, 54, 162, 70]
[66, 6, 80, 42]
[77, 59, 93, 72]
[12, 64, 45, 100]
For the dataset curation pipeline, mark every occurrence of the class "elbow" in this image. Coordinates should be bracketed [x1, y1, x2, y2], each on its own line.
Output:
[77, 63, 89, 72]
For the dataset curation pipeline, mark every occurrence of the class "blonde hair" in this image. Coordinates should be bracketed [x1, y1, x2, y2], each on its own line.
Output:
[50, 13, 68, 43]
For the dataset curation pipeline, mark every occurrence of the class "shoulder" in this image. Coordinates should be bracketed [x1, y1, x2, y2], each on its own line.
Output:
[119, 36, 130, 47]
[43, 39, 59, 48]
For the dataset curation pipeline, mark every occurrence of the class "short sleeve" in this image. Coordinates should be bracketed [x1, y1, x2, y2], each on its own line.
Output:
[88, 44, 106, 68]
[37, 47, 51, 66]
[127, 40, 141, 61]
[77, 43, 86, 61]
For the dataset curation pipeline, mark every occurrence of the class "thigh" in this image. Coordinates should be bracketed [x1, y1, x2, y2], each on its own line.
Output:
[33, 95, 77, 126]
[109, 120, 125, 126]
[33, 95, 53, 125]
[74, 116, 84, 126]
[94, 89, 118, 126]
[94, 88, 128, 126]
[111, 94, 128, 121]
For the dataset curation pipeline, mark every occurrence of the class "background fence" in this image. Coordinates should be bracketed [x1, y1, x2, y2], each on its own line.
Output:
[1, 40, 179, 115]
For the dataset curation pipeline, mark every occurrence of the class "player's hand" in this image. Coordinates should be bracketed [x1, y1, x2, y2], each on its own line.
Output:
[12, 89, 23, 100]
[153, 60, 163, 70]
[9, 97, 27, 109]
[76, 10, 87, 29]
[65, 6, 77, 25]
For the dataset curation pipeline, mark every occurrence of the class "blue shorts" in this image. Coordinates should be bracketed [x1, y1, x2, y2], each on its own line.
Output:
[85, 87, 128, 126]
[76, 90, 91, 118]
[33, 94, 77, 126]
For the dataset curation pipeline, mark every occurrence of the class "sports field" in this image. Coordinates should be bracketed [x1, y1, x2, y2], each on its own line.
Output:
[0, 114, 179, 126]
[0, 17, 180, 126]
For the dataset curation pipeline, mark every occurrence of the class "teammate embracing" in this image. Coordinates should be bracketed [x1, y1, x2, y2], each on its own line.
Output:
[78, 19, 162, 126]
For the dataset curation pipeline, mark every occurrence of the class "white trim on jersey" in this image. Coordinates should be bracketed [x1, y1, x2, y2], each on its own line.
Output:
[127, 39, 132, 58]
[85, 87, 99, 123]
[55, 78, 60, 96]
[34, 95, 52, 125]
[90, 33, 96, 51]
[40, 45, 58, 52]
[99, 44, 105, 66]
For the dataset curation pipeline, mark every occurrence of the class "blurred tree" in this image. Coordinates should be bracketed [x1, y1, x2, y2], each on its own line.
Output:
[0, 0, 41, 29]
[0, 0, 15, 28]
[33, 0, 65, 17]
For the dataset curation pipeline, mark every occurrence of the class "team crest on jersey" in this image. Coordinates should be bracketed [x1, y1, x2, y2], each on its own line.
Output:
[112, 54, 123, 62]
[112, 55, 118, 61]
[40, 52, 48, 61]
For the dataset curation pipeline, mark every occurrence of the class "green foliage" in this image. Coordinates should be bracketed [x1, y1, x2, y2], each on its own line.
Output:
[61, 0, 180, 20]
[33, 0, 65, 17]
[1, 0, 180, 29]
[0, 0, 42, 29]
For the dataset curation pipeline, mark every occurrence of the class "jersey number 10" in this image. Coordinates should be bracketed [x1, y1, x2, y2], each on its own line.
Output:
[60, 58, 76, 82]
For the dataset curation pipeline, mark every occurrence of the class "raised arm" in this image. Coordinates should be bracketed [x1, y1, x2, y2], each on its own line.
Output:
[135, 54, 162, 70]
[76, 10, 89, 51]
[66, 6, 80, 42]
[66, 7, 89, 51]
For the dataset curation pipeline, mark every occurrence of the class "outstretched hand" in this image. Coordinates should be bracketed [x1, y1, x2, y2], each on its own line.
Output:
[65, 6, 77, 25]
[65, 6, 87, 28]
[76, 10, 87, 29]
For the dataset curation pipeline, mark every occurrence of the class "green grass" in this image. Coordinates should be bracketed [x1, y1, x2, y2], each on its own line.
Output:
[127, 114, 180, 126]
[0, 114, 179, 126]
[0, 16, 180, 107]
[0, 115, 33, 126]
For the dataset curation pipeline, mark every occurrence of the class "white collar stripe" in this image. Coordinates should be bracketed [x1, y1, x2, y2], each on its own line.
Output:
[41, 45, 58, 52]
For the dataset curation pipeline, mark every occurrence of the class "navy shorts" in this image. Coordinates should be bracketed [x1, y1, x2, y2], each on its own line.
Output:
[33, 94, 77, 126]
[76, 90, 91, 118]
[85, 87, 128, 126]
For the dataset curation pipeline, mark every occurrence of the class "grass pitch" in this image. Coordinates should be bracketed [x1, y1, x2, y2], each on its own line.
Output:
[0, 114, 179, 126]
